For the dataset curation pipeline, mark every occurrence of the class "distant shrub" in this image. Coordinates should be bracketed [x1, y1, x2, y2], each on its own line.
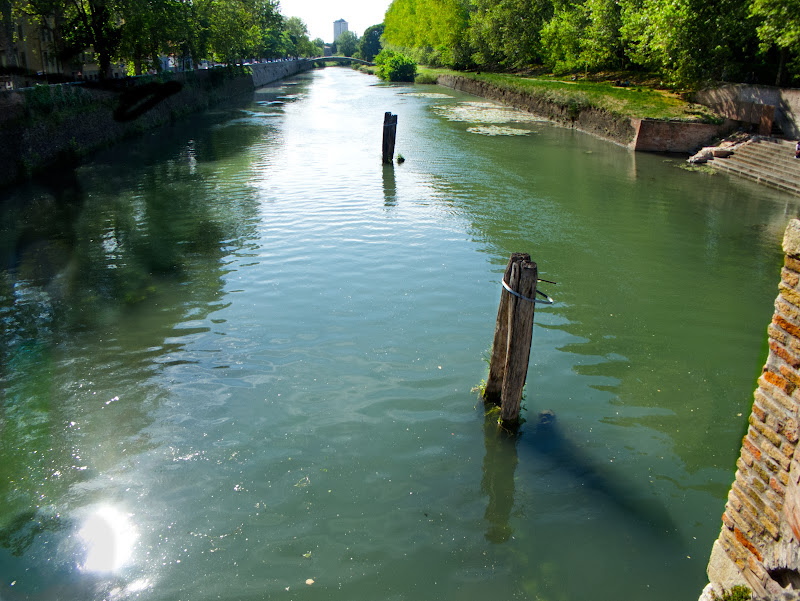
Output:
[375, 49, 417, 82]
[414, 72, 438, 84]
[24, 83, 93, 117]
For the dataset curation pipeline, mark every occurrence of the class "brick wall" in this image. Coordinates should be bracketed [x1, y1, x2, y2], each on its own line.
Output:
[630, 118, 736, 152]
[702, 219, 800, 600]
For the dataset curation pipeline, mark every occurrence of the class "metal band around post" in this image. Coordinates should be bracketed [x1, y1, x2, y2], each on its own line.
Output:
[501, 279, 554, 305]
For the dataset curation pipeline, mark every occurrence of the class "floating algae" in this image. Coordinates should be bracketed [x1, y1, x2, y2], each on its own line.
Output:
[432, 101, 547, 124]
[467, 125, 533, 136]
[399, 92, 454, 99]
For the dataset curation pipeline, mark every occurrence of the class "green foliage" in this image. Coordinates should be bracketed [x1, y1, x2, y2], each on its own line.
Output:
[336, 30, 358, 57]
[749, 0, 800, 84]
[414, 71, 438, 84]
[384, 0, 472, 68]
[469, 0, 552, 69]
[383, 0, 790, 86]
[711, 585, 751, 601]
[540, 4, 588, 74]
[23, 83, 93, 118]
[426, 69, 722, 121]
[357, 23, 384, 62]
[375, 48, 417, 81]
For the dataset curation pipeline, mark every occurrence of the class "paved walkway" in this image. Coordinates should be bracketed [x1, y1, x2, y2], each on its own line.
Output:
[707, 138, 800, 197]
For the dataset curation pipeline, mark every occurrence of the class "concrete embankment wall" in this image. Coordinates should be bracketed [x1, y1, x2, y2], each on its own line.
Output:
[701, 219, 800, 601]
[0, 61, 311, 188]
[694, 85, 800, 140]
[436, 74, 734, 153]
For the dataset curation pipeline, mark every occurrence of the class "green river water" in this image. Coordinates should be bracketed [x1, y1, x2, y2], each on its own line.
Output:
[2, 67, 800, 601]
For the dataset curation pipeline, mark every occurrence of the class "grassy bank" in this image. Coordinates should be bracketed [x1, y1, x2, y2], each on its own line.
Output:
[417, 68, 722, 123]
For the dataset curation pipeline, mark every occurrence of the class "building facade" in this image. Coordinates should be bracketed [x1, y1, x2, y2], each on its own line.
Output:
[333, 19, 348, 42]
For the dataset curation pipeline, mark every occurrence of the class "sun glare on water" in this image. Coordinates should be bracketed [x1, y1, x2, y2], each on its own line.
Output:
[78, 505, 138, 573]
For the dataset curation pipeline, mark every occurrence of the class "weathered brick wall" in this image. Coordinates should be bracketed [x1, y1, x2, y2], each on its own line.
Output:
[630, 118, 736, 152]
[702, 219, 800, 600]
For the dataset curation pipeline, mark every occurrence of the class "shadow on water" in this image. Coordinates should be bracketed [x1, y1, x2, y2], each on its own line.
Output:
[481, 406, 679, 545]
[520, 409, 679, 537]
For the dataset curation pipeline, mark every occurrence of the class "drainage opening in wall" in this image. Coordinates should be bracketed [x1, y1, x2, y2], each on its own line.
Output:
[768, 567, 800, 591]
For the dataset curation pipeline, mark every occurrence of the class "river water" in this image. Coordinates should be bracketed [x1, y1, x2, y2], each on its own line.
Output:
[2, 67, 799, 601]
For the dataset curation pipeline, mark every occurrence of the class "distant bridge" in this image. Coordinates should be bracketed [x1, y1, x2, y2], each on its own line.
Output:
[303, 56, 375, 66]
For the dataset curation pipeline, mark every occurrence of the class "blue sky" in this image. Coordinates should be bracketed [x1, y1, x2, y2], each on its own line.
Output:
[278, 0, 393, 43]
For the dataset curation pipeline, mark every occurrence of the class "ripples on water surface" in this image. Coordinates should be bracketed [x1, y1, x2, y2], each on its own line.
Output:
[2, 67, 800, 601]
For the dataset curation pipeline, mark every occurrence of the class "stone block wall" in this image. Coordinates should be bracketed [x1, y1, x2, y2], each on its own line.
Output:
[702, 219, 800, 600]
[0, 61, 312, 187]
[694, 85, 800, 139]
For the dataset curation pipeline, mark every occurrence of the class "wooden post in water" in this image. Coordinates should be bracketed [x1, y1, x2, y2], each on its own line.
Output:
[484, 253, 529, 404]
[382, 112, 397, 164]
[484, 254, 538, 427]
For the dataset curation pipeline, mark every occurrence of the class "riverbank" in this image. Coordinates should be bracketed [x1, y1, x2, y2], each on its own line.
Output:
[0, 61, 312, 188]
[431, 70, 736, 152]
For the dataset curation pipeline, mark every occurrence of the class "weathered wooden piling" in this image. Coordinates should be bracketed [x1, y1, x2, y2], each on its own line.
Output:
[484, 253, 529, 404]
[484, 253, 539, 426]
[382, 112, 397, 164]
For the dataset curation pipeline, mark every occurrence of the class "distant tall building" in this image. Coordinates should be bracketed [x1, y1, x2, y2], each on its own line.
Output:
[333, 19, 348, 42]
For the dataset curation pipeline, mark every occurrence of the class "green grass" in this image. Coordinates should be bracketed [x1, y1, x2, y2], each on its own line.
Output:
[418, 67, 722, 123]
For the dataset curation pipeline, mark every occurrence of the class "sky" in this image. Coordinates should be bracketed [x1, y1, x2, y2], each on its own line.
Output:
[277, 0, 393, 43]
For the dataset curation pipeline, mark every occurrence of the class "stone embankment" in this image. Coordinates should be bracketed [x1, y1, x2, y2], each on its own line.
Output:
[689, 137, 800, 197]
[0, 61, 312, 188]
[436, 74, 735, 152]
[700, 219, 800, 601]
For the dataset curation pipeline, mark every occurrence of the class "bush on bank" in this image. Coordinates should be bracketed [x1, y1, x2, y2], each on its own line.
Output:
[375, 50, 417, 82]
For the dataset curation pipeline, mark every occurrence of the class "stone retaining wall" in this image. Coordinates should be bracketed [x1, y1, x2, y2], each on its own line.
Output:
[436, 74, 731, 152]
[631, 118, 737, 153]
[701, 219, 800, 601]
[694, 85, 800, 139]
[0, 61, 311, 188]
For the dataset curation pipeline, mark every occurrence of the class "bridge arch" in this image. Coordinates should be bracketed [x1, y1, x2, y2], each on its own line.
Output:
[302, 56, 375, 66]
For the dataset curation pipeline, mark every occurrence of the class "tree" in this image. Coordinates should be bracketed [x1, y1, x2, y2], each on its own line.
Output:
[620, 0, 755, 84]
[580, 0, 624, 70]
[749, 0, 800, 85]
[1, 0, 20, 69]
[384, 0, 471, 68]
[336, 29, 357, 56]
[357, 22, 383, 61]
[206, 0, 281, 63]
[469, 0, 552, 69]
[540, 3, 587, 74]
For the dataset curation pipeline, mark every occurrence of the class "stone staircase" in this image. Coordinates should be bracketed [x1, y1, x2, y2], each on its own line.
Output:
[707, 138, 800, 196]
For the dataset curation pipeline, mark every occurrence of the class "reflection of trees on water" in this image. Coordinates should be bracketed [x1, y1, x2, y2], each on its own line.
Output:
[0, 112, 264, 581]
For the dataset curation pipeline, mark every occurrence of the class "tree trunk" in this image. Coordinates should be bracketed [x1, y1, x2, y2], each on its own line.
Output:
[775, 47, 787, 87]
[0, 0, 19, 69]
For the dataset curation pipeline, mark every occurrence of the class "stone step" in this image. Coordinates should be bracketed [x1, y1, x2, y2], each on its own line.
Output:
[708, 159, 800, 195]
[711, 157, 799, 186]
[707, 139, 800, 197]
[717, 152, 800, 180]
